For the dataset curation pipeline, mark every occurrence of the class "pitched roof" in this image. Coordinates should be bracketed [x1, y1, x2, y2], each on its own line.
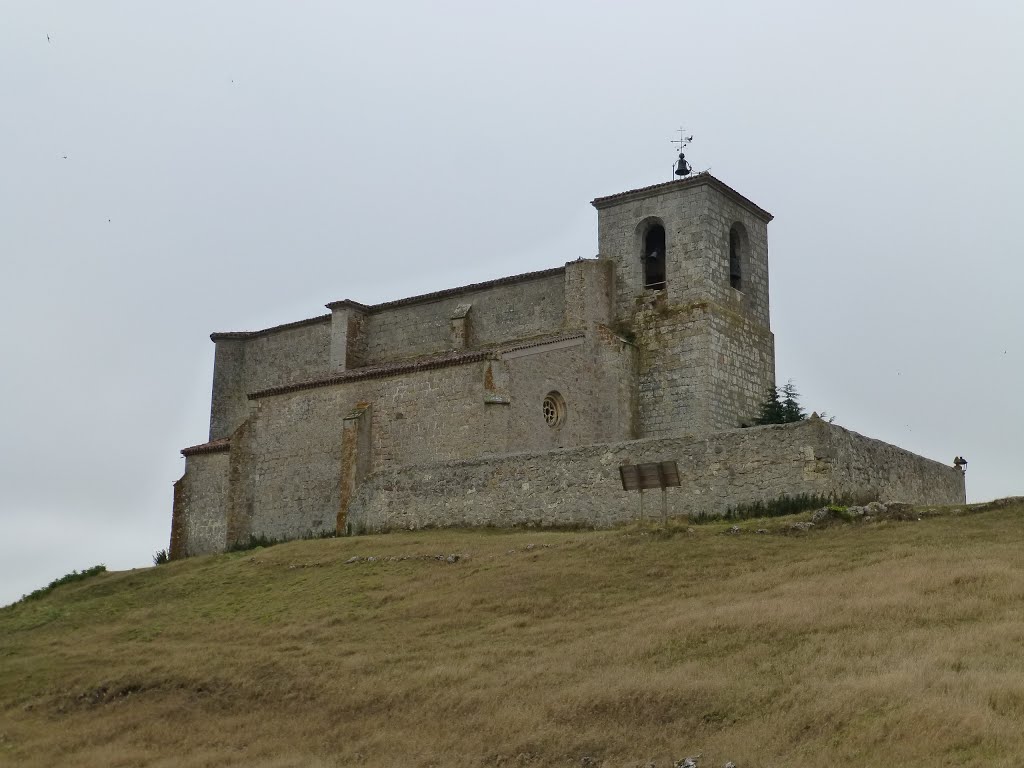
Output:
[248, 348, 497, 400]
[247, 331, 586, 400]
[210, 315, 330, 342]
[209, 266, 568, 342]
[591, 172, 773, 222]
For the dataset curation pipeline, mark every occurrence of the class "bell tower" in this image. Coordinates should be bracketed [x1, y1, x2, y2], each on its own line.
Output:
[591, 173, 775, 435]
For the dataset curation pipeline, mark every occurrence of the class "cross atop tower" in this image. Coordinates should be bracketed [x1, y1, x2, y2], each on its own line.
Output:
[671, 128, 694, 178]
[670, 127, 693, 155]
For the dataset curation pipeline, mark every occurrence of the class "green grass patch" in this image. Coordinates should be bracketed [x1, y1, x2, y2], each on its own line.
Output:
[12, 564, 107, 605]
[2, 501, 1023, 768]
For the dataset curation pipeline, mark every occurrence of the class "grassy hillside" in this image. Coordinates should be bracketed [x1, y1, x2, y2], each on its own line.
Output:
[2, 501, 1024, 767]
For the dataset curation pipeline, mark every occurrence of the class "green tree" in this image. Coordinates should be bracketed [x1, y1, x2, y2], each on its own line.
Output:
[753, 379, 807, 425]
[753, 386, 787, 425]
[780, 380, 806, 423]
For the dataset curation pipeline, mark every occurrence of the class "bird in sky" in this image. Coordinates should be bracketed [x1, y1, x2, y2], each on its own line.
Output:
[46, 34, 50, 43]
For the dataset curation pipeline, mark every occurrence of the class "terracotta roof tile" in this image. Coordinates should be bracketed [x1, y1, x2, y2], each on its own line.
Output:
[326, 266, 566, 312]
[210, 314, 330, 342]
[247, 332, 587, 400]
[181, 437, 231, 457]
[499, 332, 585, 354]
[248, 349, 497, 400]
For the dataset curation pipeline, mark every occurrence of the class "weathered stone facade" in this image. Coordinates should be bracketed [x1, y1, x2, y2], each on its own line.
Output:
[345, 418, 966, 532]
[170, 173, 965, 558]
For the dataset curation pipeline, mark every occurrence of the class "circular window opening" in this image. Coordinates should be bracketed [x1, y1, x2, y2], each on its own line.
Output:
[542, 391, 566, 428]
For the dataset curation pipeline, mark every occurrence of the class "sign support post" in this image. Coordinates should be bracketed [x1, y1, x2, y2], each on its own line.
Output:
[619, 461, 681, 525]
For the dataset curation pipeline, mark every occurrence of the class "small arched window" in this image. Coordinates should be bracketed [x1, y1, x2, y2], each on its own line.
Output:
[729, 223, 746, 291]
[643, 224, 666, 289]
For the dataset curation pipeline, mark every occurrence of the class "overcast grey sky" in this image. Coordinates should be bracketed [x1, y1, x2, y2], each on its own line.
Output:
[2, 1, 1021, 606]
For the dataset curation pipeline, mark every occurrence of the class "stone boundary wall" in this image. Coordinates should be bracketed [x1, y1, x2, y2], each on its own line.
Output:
[346, 418, 965, 532]
[826, 425, 967, 504]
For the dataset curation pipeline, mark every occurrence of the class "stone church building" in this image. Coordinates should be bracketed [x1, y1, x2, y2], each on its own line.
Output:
[170, 173, 964, 558]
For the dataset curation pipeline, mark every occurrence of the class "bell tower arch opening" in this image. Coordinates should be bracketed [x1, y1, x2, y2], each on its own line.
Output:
[641, 221, 666, 290]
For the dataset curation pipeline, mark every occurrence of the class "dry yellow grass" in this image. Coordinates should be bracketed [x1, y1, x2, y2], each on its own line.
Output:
[2, 501, 1024, 767]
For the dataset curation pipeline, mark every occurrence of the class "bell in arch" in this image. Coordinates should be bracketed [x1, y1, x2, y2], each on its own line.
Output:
[674, 152, 691, 177]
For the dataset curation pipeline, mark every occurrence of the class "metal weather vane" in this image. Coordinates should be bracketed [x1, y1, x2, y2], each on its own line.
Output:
[671, 127, 694, 178]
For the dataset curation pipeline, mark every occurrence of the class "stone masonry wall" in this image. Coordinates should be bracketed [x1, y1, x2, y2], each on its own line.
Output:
[345, 419, 965, 532]
[241, 320, 332, 395]
[229, 362, 491, 543]
[594, 178, 770, 329]
[360, 272, 566, 365]
[171, 451, 230, 557]
[210, 320, 332, 440]
[218, 333, 636, 546]
[493, 335, 636, 454]
[632, 301, 711, 436]
[705, 306, 775, 431]
[594, 177, 774, 439]
[229, 385, 349, 543]
[563, 258, 614, 329]
[209, 339, 245, 440]
[825, 426, 967, 504]
[626, 296, 770, 438]
[173, 416, 965, 556]
[208, 272, 569, 441]
[698, 188, 770, 329]
[629, 297, 773, 437]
